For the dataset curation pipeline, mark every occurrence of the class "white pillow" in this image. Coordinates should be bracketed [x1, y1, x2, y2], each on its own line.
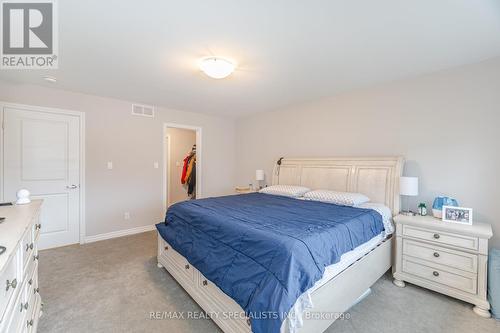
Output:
[259, 185, 310, 198]
[304, 190, 370, 206]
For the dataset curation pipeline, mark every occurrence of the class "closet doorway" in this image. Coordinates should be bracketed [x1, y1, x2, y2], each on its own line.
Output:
[163, 123, 202, 210]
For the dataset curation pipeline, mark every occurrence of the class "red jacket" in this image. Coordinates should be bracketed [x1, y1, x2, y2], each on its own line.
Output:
[181, 155, 190, 184]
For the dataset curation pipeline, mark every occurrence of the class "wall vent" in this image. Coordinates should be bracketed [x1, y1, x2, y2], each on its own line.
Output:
[132, 104, 155, 118]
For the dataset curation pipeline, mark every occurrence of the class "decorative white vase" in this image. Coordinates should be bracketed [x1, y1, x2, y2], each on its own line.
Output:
[16, 189, 31, 205]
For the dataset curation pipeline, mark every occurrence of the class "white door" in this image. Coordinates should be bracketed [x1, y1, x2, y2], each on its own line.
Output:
[3, 106, 81, 249]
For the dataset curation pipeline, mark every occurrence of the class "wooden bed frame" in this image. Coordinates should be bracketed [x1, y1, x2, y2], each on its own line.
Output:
[157, 157, 404, 333]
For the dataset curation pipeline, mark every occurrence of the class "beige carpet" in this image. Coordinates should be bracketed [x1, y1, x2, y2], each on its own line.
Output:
[38, 231, 500, 333]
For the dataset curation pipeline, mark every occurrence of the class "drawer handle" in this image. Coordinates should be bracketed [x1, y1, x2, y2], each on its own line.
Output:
[164, 246, 169, 251]
[26, 242, 34, 251]
[27, 319, 34, 327]
[6, 278, 17, 291]
[34, 287, 40, 294]
[202, 280, 208, 286]
[35, 223, 41, 230]
[433, 233, 440, 239]
[28, 278, 33, 285]
[20, 302, 29, 312]
[433, 252, 440, 258]
[34, 254, 39, 261]
[185, 264, 190, 270]
[433, 271, 440, 277]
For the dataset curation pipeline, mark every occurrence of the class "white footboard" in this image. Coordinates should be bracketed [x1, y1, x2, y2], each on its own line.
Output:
[157, 232, 392, 333]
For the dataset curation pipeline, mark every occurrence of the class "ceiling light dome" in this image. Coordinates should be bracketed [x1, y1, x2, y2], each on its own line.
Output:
[199, 57, 235, 79]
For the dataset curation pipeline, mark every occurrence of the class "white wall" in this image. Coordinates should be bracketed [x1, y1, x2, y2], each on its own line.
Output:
[236, 57, 500, 247]
[0, 81, 236, 238]
[166, 127, 196, 206]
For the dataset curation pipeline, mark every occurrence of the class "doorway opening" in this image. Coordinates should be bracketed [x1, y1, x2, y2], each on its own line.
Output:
[163, 123, 202, 211]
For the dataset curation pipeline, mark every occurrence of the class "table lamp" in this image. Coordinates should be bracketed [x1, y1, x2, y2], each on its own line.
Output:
[256, 170, 265, 189]
[400, 176, 418, 216]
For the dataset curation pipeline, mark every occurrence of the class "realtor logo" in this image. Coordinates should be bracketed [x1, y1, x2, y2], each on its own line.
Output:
[1, 0, 58, 69]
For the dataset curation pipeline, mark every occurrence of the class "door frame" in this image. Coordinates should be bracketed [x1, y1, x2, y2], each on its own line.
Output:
[163, 123, 202, 212]
[0, 102, 86, 245]
[165, 134, 171, 207]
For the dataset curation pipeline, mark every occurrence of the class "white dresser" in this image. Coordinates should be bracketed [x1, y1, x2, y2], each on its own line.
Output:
[0, 200, 43, 333]
[392, 214, 493, 317]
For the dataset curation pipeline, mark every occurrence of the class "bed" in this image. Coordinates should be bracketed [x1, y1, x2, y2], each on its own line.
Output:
[156, 157, 404, 333]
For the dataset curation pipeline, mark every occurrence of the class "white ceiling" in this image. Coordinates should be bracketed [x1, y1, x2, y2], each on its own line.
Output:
[2, 0, 500, 117]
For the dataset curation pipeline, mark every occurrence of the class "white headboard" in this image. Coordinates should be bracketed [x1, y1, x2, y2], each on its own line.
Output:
[272, 157, 404, 216]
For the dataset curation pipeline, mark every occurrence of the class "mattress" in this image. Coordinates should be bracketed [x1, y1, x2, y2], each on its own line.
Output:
[286, 232, 386, 332]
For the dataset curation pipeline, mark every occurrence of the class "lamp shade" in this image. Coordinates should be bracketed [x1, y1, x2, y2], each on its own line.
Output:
[400, 177, 419, 196]
[255, 170, 265, 181]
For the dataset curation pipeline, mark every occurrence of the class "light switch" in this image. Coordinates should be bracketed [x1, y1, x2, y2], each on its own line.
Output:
[154, 162, 159, 169]
[107, 161, 113, 170]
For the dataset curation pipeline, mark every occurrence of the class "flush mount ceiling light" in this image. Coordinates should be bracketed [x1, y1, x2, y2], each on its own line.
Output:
[199, 57, 235, 79]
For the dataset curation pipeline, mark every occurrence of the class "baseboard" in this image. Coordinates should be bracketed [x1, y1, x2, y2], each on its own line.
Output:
[84, 224, 156, 244]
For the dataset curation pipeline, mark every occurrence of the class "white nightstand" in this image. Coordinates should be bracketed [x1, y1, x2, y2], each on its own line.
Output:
[235, 187, 257, 194]
[392, 214, 493, 318]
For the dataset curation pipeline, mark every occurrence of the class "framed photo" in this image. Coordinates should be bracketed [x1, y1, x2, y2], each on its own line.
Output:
[442, 206, 473, 225]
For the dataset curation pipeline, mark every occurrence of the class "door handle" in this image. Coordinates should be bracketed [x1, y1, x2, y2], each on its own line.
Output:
[66, 185, 79, 189]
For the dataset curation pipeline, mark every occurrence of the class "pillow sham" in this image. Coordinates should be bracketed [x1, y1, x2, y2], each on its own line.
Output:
[304, 190, 370, 206]
[259, 185, 310, 198]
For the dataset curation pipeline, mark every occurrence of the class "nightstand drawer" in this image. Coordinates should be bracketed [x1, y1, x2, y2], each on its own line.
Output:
[402, 257, 477, 294]
[403, 225, 479, 251]
[403, 239, 477, 273]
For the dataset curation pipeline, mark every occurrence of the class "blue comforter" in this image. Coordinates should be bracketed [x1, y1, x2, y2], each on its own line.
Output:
[156, 193, 384, 333]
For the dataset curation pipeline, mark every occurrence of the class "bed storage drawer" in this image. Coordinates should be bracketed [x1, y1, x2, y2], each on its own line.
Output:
[402, 256, 477, 294]
[402, 225, 479, 251]
[197, 272, 251, 331]
[402, 239, 477, 273]
[158, 238, 194, 283]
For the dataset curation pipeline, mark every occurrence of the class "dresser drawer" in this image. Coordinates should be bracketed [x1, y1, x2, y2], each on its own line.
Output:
[402, 256, 477, 294]
[3, 281, 27, 333]
[159, 240, 194, 283]
[403, 225, 479, 251]
[21, 228, 34, 275]
[0, 246, 20, 323]
[26, 293, 41, 333]
[24, 271, 40, 333]
[32, 215, 41, 243]
[403, 239, 478, 273]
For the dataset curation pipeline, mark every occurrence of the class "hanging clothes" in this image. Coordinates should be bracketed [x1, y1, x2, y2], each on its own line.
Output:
[187, 158, 196, 197]
[181, 153, 193, 184]
[180, 148, 196, 198]
[185, 155, 195, 182]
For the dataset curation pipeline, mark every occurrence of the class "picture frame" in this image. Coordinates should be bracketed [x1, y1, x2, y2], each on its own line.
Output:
[442, 205, 473, 225]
